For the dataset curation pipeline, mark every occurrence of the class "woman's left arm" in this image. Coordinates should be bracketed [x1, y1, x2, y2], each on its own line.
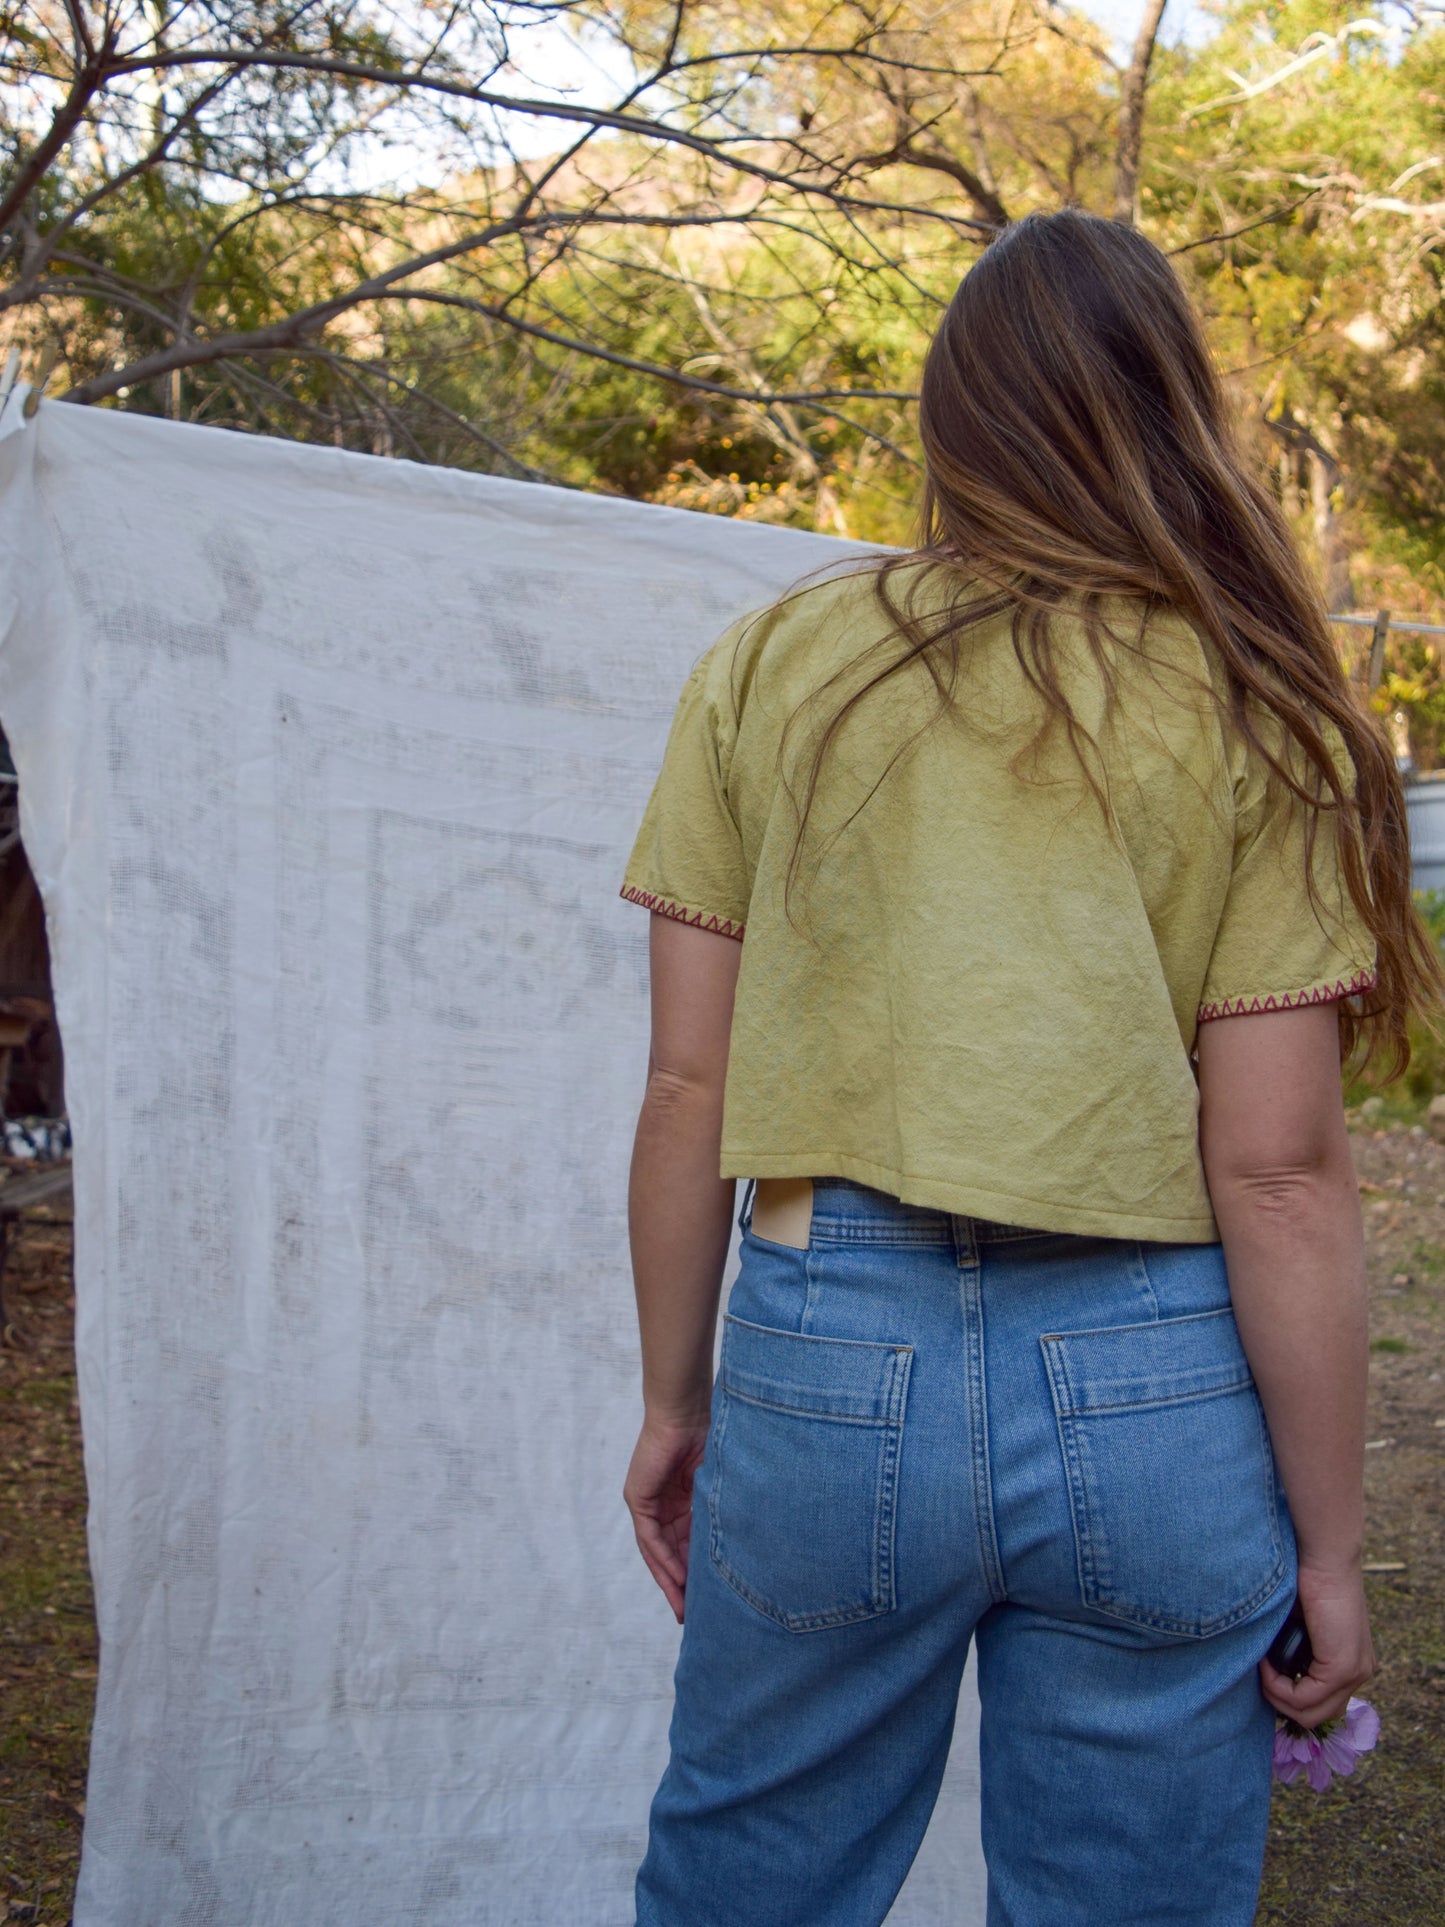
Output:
[623, 913, 743, 1621]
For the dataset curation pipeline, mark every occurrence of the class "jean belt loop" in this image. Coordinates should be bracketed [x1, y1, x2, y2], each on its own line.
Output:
[951, 1210, 977, 1268]
[737, 1177, 757, 1235]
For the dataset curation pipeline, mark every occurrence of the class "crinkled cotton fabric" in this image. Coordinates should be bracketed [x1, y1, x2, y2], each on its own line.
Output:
[0, 396, 987, 1926]
[622, 564, 1377, 1241]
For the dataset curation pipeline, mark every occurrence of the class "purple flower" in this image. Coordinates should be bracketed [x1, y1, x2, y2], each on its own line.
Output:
[1272, 1699, 1381, 1790]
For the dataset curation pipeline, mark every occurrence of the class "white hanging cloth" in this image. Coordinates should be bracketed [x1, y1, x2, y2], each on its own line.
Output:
[0, 397, 986, 1925]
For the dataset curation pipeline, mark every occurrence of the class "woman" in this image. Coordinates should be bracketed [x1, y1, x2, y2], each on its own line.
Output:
[616, 211, 1440, 1926]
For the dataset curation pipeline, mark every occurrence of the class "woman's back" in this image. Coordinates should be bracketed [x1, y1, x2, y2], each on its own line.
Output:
[618, 209, 1425, 1927]
[623, 562, 1375, 1240]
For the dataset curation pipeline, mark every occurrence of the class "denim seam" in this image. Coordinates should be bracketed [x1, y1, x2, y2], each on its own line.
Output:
[801, 1242, 821, 1332]
[718, 1387, 899, 1427]
[804, 1227, 1050, 1248]
[1052, 1377, 1254, 1418]
[712, 1572, 887, 1633]
[1129, 1241, 1162, 1320]
[1042, 1341, 1097, 1610]
[804, 1219, 1050, 1248]
[705, 1349, 911, 1634]
[1081, 1553, 1288, 1640]
[807, 1226, 953, 1247]
[706, 1387, 734, 1588]
[1042, 1307, 1239, 1344]
[724, 1313, 910, 1355]
[957, 1238, 1007, 1605]
[1041, 1340, 1288, 1637]
[874, 1347, 911, 1612]
[1253, 1385, 1287, 1580]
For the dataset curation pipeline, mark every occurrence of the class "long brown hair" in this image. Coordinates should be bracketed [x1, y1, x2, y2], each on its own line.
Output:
[783, 208, 1441, 1076]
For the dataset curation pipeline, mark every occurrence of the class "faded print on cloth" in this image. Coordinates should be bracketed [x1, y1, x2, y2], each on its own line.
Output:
[0, 400, 985, 1927]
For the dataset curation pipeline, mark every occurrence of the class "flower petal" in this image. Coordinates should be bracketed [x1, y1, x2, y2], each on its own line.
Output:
[1305, 1752, 1335, 1792]
[1345, 1700, 1381, 1751]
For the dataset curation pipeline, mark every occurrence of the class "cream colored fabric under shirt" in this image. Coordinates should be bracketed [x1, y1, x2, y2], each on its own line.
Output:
[620, 563, 1377, 1242]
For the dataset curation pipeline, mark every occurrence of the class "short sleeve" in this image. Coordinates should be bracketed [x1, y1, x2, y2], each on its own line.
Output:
[620, 640, 750, 941]
[1197, 723, 1378, 1024]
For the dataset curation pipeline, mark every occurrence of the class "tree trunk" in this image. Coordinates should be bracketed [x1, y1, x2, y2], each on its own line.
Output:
[1113, 0, 1169, 225]
[1310, 447, 1353, 614]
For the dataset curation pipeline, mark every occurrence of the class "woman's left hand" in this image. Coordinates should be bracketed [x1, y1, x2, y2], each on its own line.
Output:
[624, 1413, 711, 1622]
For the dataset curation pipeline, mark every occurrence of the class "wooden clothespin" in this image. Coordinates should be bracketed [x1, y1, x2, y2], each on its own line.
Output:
[21, 342, 57, 419]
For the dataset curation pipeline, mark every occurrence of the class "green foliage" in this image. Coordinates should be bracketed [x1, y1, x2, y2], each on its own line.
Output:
[1379, 636, 1445, 773]
[5, 0, 1445, 563]
[1344, 891, 1445, 1120]
[1149, 0, 1445, 614]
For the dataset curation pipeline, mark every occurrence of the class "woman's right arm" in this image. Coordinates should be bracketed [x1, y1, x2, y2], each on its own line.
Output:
[1196, 1000, 1374, 1727]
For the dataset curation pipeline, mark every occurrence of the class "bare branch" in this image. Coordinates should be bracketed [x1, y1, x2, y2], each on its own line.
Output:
[59, 0, 95, 64]
[94, 43, 998, 233]
[1183, 18, 1387, 122]
[3, 67, 238, 307]
[1029, 0, 1119, 74]
[1167, 192, 1322, 256]
[61, 207, 535, 402]
[0, 41, 109, 242]
[1112, 0, 1168, 225]
[659, 38, 1003, 84]
[369, 288, 918, 406]
[363, 362, 566, 484]
[891, 140, 1008, 229]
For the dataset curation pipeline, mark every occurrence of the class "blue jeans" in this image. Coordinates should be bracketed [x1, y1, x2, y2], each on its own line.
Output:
[635, 1178, 1297, 1927]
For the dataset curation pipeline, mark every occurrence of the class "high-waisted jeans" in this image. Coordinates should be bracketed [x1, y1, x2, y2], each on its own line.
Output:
[635, 1177, 1297, 1927]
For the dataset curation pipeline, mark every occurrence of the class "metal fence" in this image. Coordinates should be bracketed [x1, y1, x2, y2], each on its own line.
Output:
[1330, 611, 1445, 693]
[1333, 613, 1445, 891]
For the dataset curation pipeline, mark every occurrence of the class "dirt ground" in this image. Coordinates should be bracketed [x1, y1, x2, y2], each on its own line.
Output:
[1256, 1119, 1445, 1927]
[0, 1128, 1441, 1925]
[0, 1202, 90, 1926]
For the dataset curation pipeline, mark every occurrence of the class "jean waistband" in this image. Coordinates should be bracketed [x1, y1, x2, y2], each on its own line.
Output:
[744, 1176, 1055, 1248]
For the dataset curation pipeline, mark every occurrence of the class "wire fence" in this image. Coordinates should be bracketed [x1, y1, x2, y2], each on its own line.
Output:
[1330, 611, 1445, 693]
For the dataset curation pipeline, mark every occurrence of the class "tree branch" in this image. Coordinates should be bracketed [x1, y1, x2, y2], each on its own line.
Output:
[61, 208, 536, 402]
[1112, 0, 1168, 224]
[1182, 18, 1387, 122]
[57, 188, 924, 408]
[59, 0, 95, 64]
[1167, 191, 1322, 255]
[0, 42, 108, 242]
[95, 43, 997, 234]
[892, 140, 1009, 229]
[1, 66, 238, 309]
[369, 289, 918, 406]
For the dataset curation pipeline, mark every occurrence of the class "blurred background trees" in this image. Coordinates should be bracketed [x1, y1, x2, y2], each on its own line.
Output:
[2, 0, 1444, 675]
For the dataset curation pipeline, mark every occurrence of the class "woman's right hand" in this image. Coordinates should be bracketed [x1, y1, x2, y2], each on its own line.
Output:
[1259, 1558, 1374, 1727]
[623, 1410, 711, 1624]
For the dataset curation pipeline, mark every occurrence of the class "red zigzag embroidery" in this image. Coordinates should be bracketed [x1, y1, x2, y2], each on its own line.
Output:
[1197, 966, 1377, 1025]
[620, 883, 746, 942]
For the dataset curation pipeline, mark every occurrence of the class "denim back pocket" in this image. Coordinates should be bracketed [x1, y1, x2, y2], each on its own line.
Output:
[1041, 1308, 1285, 1638]
[708, 1314, 913, 1633]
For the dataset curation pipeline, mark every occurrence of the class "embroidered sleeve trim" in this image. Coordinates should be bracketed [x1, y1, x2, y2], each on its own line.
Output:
[620, 882, 745, 942]
[1197, 966, 1377, 1025]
